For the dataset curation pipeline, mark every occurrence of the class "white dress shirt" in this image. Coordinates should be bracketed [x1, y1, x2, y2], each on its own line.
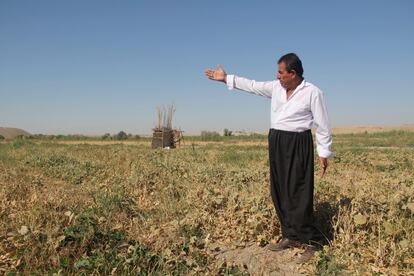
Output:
[226, 74, 333, 158]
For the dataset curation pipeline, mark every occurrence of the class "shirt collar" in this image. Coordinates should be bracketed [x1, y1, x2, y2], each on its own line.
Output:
[285, 79, 308, 101]
[292, 79, 308, 94]
[298, 79, 308, 89]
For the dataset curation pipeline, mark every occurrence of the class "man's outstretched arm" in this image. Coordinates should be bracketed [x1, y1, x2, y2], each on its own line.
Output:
[204, 65, 274, 99]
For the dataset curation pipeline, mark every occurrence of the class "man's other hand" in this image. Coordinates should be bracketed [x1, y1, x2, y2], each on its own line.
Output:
[204, 64, 227, 82]
[319, 157, 328, 178]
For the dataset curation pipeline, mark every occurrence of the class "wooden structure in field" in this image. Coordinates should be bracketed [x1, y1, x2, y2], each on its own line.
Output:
[152, 104, 183, 149]
[152, 128, 175, 149]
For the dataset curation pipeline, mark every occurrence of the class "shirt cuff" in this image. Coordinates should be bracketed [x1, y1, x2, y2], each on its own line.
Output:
[317, 147, 333, 158]
[226, 74, 235, 90]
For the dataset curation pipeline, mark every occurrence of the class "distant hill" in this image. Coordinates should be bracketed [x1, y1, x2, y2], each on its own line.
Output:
[0, 127, 31, 139]
[333, 124, 414, 134]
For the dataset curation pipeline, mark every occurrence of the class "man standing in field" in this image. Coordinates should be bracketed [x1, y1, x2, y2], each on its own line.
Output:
[204, 53, 332, 263]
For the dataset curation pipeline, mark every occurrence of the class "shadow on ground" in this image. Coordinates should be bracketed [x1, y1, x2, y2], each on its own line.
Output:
[313, 197, 352, 246]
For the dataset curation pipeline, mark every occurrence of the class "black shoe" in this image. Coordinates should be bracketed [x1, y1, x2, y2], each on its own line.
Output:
[296, 245, 318, 264]
[267, 238, 302, 252]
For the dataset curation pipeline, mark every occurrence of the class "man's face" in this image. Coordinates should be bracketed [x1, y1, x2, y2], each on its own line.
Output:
[276, 61, 295, 90]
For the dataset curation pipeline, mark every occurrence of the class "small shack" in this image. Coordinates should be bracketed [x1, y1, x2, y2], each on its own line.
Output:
[152, 127, 175, 149]
[152, 104, 182, 149]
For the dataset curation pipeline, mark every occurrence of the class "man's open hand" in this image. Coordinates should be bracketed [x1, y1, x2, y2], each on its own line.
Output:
[319, 157, 328, 178]
[204, 64, 227, 82]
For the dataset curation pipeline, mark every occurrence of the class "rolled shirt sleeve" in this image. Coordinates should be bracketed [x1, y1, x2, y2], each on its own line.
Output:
[311, 89, 333, 158]
[226, 75, 274, 99]
[226, 74, 235, 90]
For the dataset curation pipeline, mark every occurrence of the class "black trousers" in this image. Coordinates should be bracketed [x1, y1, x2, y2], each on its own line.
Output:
[268, 128, 319, 243]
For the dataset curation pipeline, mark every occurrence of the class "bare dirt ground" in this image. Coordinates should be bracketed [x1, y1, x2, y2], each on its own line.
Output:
[211, 242, 309, 275]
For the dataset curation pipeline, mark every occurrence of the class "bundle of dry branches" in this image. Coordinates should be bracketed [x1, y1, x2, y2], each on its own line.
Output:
[154, 103, 175, 131]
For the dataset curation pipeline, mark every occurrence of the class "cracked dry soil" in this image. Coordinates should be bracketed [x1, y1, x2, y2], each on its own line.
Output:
[211, 242, 313, 275]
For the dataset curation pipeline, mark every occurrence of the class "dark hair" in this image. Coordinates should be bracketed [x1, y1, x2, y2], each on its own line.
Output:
[278, 53, 304, 78]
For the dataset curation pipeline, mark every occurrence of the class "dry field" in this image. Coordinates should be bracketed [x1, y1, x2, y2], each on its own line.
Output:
[0, 130, 413, 275]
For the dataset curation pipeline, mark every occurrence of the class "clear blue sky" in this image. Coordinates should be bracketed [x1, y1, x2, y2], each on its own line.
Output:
[1, 1, 413, 135]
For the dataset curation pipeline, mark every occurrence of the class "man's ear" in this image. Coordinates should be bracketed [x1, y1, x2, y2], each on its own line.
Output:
[290, 70, 297, 78]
